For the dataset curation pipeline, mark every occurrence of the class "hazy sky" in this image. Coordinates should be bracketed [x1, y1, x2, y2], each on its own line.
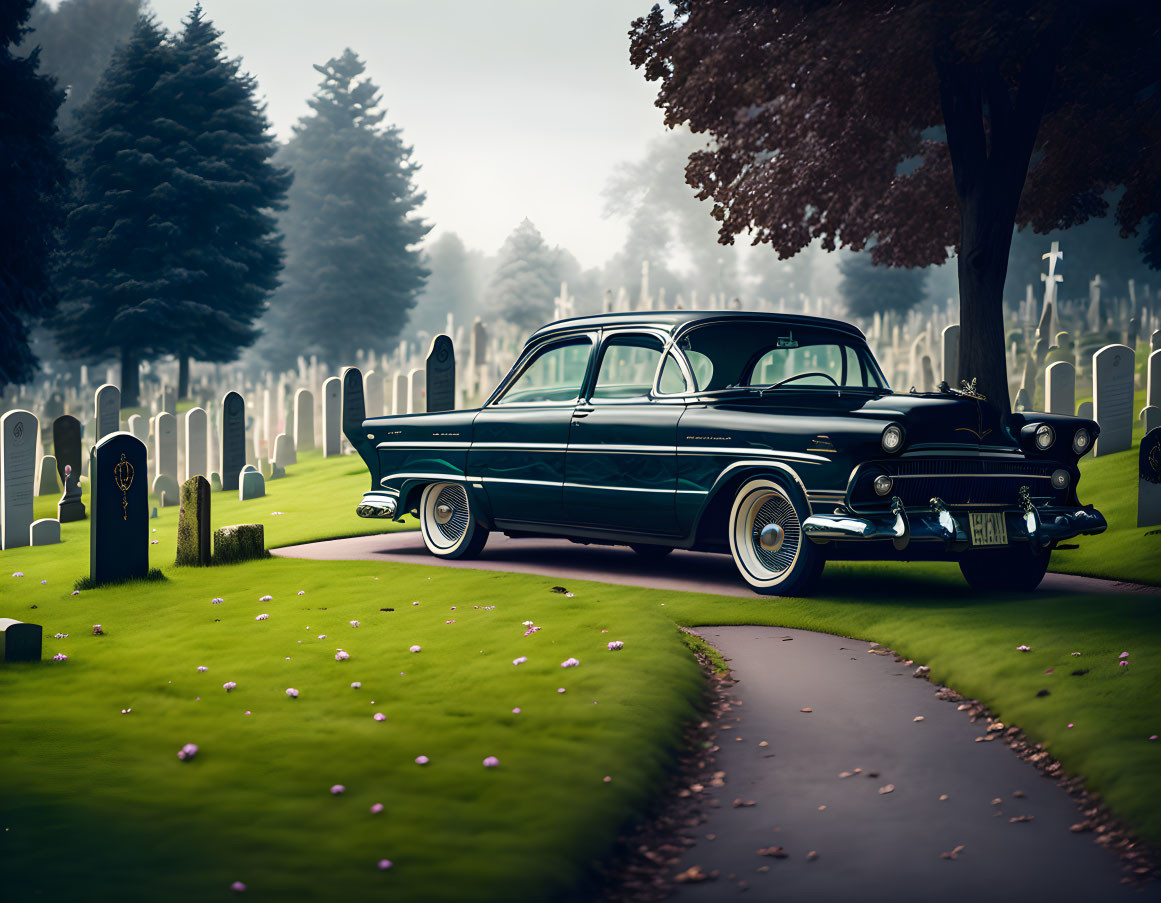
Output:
[139, 0, 674, 267]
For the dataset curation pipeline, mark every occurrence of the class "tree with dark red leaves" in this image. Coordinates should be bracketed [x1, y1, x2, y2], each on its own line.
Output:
[630, 1, 1161, 414]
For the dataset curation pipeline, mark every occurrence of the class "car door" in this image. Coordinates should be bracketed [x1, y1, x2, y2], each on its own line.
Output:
[469, 333, 595, 526]
[563, 331, 686, 535]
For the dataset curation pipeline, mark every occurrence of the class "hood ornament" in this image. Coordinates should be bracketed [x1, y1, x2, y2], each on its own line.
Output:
[953, 378, 986, 400]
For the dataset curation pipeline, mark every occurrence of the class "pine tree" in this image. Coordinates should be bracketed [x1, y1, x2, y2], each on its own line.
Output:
[23, 0, 141, 123]
[410, 232, 486, 337]
[51, 16, 185, 407]
[263, 49, 428, 368]
[838, 253, 927, 320]
[486, 219, 567, 331]
[0, 0, 67, 393]
[162, 4, 290, 397]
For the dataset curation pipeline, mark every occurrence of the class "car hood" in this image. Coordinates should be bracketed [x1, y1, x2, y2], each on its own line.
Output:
[859, 392, 1015, 450]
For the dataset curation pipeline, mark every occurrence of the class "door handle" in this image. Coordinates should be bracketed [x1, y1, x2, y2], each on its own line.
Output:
[572, 406, 594, 419]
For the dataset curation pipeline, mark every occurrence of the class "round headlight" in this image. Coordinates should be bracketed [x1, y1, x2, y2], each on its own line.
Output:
[881, 424, 904, 454]
[1072, 428, 1091, 456]
[1051, 469, 1071, 490]
[1034, 424, 1055, 450]
[872, 474, 894, 497]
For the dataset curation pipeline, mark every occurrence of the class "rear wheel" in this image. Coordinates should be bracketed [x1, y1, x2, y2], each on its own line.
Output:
[959, 545, 1050, 592]
[728, 477, 824, 596]
[419, 482, 489, 560]
[630, 544, 673, 561]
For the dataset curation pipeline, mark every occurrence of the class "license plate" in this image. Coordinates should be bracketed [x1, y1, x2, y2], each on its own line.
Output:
[969, 512, 1008, 547]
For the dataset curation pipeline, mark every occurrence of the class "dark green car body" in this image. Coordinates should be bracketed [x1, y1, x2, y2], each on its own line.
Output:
[344, 311, 1106, 564]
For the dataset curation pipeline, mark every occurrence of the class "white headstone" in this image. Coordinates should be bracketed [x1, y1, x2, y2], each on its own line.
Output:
[127, 413, 148, 445]
[322, 377, 341, 457]
[1092, 344, 1135, 457]
[1077, 400, 1093, 421]
[392, 372, 407, 415]
[294, 388, 315, 452]
[407, 367, 424, 414]
[1, 410, 38, 550]
[1141, 406, 1160, 436]
[94, 384, 120, 440]
[1045, 361, 1076, 416]
[37, 454, 60, 496]
[184, 407, 208, 480]
[1147, 349, 1160, 410]
[941, 324, 959, 386]
[273, 432, 295, 468]
[30, 517, 61, 546]
[153, 412, 178, 480]
[364, 369, 383, 416]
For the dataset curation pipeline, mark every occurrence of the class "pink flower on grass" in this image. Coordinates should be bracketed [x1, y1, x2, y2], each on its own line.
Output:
[92, 625, 104, 636]
[1150, 735, 1158, 741]
[177, 743, 198, 761]
[259, 595, 272, 602]
[12, 571, 24, 578]
[1016, 645, 1031, 652]
[53, 653, 68, 662]
[231, 880, 247, 892]
[223, 681, 237, 692]
[450, 606, 456, 611]
[607, 641, 624, 651]
[330, 785, 345, 795]
[446, 620, 456, 624]
[351, 681, 362, 689]
[415, 755, 429, 765]
[71, 590, 80, 596]
[603, 776, 612, 783]
[409, 645, 422, 653]
[560, 657, 580, 668]
[373, 712, 386, 722]
[512, 707, 521, 714]
[1071, 652, 1081, 657]
[1068, 722, 1074, 728]
[286, 688, 299, 698]
[483, 756, 500, 767]
[197, 666, 208, 672]
[512, 656, 528, 666]
[256, 613, 269, 621]
[557, 687, 566, 694]
[523, 626, 541, 636]
[412, 601, 419, 606]
[297, 590, 305, 596]
[121, 708, 131, 714]
[1119, 660, 1129, 668]
[350, 620, 360, 628]
[522, 620, 534, 627]
[317, 634, 327, 640]
[370, 803, 384, 814]
[1120, 651, 1130, 658]
[211, 598, 223, 604]
[378, 860, 393, 871]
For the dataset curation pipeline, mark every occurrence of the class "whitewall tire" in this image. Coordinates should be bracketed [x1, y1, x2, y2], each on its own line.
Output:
[728, 477, 824, 596]
[419, 482, 488, 560]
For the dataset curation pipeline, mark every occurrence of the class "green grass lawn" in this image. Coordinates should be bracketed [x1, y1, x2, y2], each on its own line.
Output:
[2, 439, 1160, 901]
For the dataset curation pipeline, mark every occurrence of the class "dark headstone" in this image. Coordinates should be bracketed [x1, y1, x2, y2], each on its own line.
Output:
[90, 432, 148, 585]
[1, 618, 42, 662]
[342, 367, 366, 439]
[1139, 428, 1161, 528]
[221, 391, 245, 492]
[176, 475, 211, 566]
[426, 334, 456, 413]
[52, 415, 82, 489]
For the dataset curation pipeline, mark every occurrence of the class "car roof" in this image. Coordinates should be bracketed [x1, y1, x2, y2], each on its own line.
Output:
[525, 309, 867, 345]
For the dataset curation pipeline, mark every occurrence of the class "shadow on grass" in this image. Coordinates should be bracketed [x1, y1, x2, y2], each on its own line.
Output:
[73, 567, 167, 592]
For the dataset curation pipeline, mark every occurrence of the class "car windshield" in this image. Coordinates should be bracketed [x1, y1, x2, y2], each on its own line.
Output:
[670, 321, 889, 393]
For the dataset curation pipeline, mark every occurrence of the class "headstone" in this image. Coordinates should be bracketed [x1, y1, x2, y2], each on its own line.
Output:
[920, 355, 935, 393]
[210, 472, 222, 492]
[127, 413, 148, 446]
[152, 473, 180, 508]
[90, 432, 148, 585]
[1, 410, 37, 550]
[0, 618, 41, 663]
[1045, 361, 1076, 416]
[184, 407, 208, 480]
[407, 367, 424, 414]
[175, 475, 211, 566]
[221, 391, 246, 491]
[30, 518, 60, 546]
[1013, 387, 1031, 413]
[37, 455, 60, 496]
[1152, 330, 1161, 353]
[239, 468, 265, 501]
[940, 325, 959, 385]
[322, 377, 341, 457]
[58, 462, 85, 523]
[1147, 349, 1160, 410]
[294, 388, 315, 452]
[271, 462, 285, 480]
[364, 369, 383, 416]
[1141, 406, 1161, 436]
[153, 412, 177, 480]
[1092, 344, 1135, 456]
[426, 334, 456, 413]
[342, 367, 366, 442]
[273, 432, 295, 468]
[51, 414, 82, 487]
[391, 372, 407, 415]
[1077, 401, 1093, 421]
[94, 384, 120, 440]
[1138, 428, 1161, 528]
[161, 385, 176, 414]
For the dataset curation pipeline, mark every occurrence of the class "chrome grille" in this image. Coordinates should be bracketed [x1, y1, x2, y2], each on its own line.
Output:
[888, 458, 1054, 508]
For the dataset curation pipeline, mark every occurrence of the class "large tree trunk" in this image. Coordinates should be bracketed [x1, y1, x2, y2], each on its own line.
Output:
[120, 345, 140, 408]
[178, 355, 190, 400]
[936, 46, 1056, 418]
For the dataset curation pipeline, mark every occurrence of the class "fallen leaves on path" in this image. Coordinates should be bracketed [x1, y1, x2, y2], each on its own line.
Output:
[1009, 815, 1035, 823]
[732, 798, 756, 808]
[756, 847, 788, 858]
[674, 866, 717, 883]
[940, 845, 966, 860]
[799, 707, 813, 713]
[913, 716, 925, 722]
[806, 851, 819, 861]
[878, 784, 895, 795]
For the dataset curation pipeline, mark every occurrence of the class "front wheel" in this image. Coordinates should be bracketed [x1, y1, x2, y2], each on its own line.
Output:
[419, 482, 489, 560]
[728, 477, 825, 596]
[959, 545, 1050, 592]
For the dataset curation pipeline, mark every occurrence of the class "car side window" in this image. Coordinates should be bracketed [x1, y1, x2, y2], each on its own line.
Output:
[495, 337, 592, 405]
[591, 334, 665, 401]
[657, 351, 689, 394]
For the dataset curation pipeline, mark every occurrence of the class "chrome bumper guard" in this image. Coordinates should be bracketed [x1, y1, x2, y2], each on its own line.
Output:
[356, 491, 398, 519]
[803, 493, 1107, 551]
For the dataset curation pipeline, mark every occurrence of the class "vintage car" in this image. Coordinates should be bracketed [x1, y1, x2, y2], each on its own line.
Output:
[343, 311, 1107, 596]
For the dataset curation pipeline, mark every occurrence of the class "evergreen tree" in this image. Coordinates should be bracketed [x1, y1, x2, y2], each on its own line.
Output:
[264, 49, 428, 368]
[838, 253, 927, 320]
[24, 0, 141, 122]
[486, 219, 568, 331]
[162, 5, 290, 397]
[51, 16, 184, 407]
[409, 232, 487, 337]
[0, 0, 67, 393]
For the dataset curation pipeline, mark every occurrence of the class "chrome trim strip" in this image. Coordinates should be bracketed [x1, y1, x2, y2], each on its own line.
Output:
[679, 447, 829, 463]
[892, 473, 1053, 481]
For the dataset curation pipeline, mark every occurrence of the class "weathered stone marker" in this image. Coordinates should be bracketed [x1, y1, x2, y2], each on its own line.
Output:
[1, 618, 42, 663]
[30, 518, 60, 546]
[1077, 400, 1094, 420]
[293, 388, 315, 452]
[1, 410, 38, 551]
[185, 407, 208, 481]
[221, 391, 246, 491]
[941, 324, 960, 386]
[154, 411, 177, 480]
[58, 462, 85, 523]
[1045, 360, 1076, 416]
[1139, 428, 1161, 528]
[151, 473, 180, 508]
[273, 432, 295, 468]
[37, 455, 60, 496]
[322, 377, 341, 456]
[213, 523, 265, 564]
[94, 384, 120, 440]
[426, 334, 456, 413]
[239, 466, 265, 501]
[176, 475, 211, 566]
[1093, 344, 1135, 457]
[342, 367, 366, 444]
[90, 432, 148, 585]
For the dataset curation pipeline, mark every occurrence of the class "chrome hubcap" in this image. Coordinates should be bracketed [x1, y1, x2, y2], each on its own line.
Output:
[759, 522, 784, 552]
[434, 504, 453, 525]
[431, 484, 469, 544]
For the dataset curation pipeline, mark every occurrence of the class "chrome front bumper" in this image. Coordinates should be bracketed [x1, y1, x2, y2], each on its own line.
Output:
[355, 491, 398, 519]
[803, 495, 1107, 551]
